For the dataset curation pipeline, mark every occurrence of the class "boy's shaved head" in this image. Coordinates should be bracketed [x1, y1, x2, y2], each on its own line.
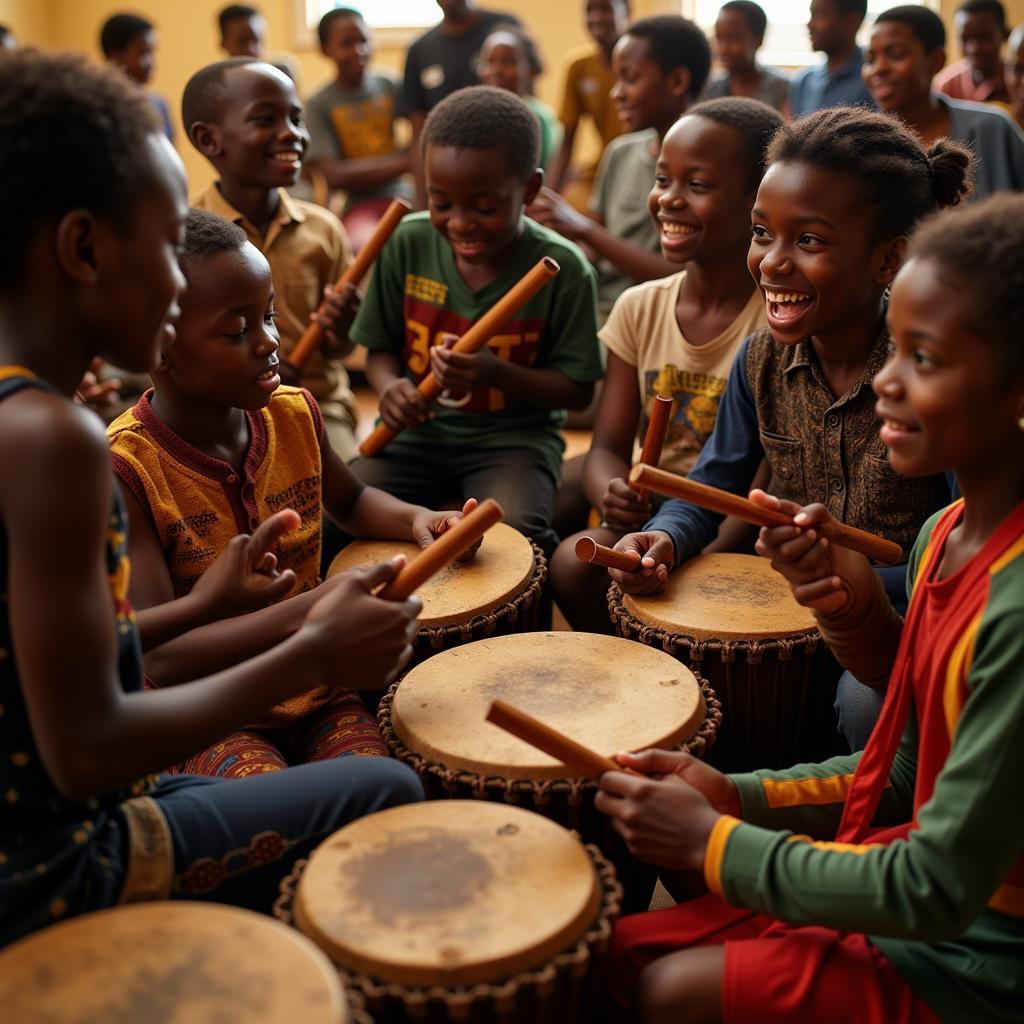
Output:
[181, 58, 290, 133]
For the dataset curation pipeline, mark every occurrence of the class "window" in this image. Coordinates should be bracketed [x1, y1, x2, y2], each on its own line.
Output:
[683, 0, 938, 68]
[304, 0, 438, 32]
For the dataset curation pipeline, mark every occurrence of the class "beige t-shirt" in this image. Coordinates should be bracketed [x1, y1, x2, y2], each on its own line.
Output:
[600, 271, 765, 475]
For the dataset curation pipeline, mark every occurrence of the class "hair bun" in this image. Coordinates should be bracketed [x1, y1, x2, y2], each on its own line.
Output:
[926, 139, 973, 208]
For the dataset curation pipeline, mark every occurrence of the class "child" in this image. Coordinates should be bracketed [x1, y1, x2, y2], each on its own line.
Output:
[702, 2, 790, 111]
[477, 27, 562, 175]
[349, 86, 603, 558]
[933, 0, 1011, 105]
[183, 59, 361, 461]
[595, 191, 1024, 1024]
[550, 98, 781, 632]
[863, 5, 1024, 197]
[108, 208, 474, 777]
[305, 8, 413, 254]
[218, 3, 266, 58]
[0, 50, 422, 948]
[550, 0, 630, 203]
[788, 0, 874, 116]
[609, 107, 967, 607]
[99, 12, 174, 143]
[530, 16, 710, 315]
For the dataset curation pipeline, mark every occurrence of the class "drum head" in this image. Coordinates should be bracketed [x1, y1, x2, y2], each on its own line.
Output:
[391, 632, 705, 779]
[327, 522, 535, 627]
[294, 801, 600, 988]
[622, 553, 817, 641]
[0, 901, 347, 1023]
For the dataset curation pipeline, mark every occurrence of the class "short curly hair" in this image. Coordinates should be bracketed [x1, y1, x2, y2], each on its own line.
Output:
[719, 1, 768, 40]
[873, 5, 946, 51]
[956, 0, 1007, 29]
[908, 194, 1024, 379]
[421, 85, 540, 182]
[765, 106, 972, 239]
[0, 50, 161, 286]
[624, 16, 712, 99]
[684, 97, 783, 192]
[181, 57, 266, 134]
[180, 208, 248, 281]
[99, 13, 153, 55]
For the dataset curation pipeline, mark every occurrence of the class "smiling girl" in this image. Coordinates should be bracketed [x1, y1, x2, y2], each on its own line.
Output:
[550, 97, 781, 631]
[610, 106, 970, 608]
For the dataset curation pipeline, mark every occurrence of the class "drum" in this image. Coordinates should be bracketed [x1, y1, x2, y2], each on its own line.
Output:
[0, 901, 359, 1024]
[328, 522, 546, 666]
[274, 801, 622, 1024]
[609, 552, 844, 773]
[378, 631, 721, 913]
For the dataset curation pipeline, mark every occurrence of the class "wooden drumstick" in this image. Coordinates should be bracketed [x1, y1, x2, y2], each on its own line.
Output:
[628, 464, 904, 565]
[359, 256, 561, 457]
[486, 699, 623, 779]
[378, 498, 504, 601]
[574, 535, 641, 572]
[632, 394, 673, 502]
[287, 198, 412, 372]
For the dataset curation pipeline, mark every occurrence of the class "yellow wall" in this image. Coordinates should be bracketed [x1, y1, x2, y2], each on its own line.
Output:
[0, 0, 1018, 193]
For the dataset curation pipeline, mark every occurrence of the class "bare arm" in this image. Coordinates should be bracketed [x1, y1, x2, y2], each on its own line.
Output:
[306, 151, 411, 194]
[549, 123, 578, 193]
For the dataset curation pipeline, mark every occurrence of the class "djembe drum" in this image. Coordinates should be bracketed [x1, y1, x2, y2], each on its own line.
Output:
[378, 631, 721, 912]
[609, 552, 843, 772]
[275, 801, 621, 1024]
[0, 901, 359, 1023]
[328, 523, 546, 667]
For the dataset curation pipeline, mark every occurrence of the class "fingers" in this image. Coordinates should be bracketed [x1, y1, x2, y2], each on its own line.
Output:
[616, 748, 696, 776]
[259, 568, 297, 603]
[461, 498, 479, 516]
[250, 508, 302, 558]
[381, 381, 431, 429]
[355, 554, 407, 591]
[747, 488, 802, 520]
[607, 532, 674, 594]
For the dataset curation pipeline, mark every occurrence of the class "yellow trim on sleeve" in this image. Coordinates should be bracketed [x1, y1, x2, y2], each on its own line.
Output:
[0, 366, 37, 382]
[990, 535, 1024, 576]
[703, 815, 742, 897]
[988, 883, 1024, 918]
[762, 773, 859, 809]
[785, 834, 884, 855]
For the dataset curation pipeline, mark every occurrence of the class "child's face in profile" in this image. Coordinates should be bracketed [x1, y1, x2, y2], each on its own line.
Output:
[648, 115, 755, 265]
[214, 65, 309, 189]
[322, 15, 370, 86]
[877, 257, 1012, 479]
[748, 160, 895, 346]
[163, 242, 281, 411]
[113, 30, 157, 86]
[102, 134, 187, 375]
[425, 143, 541, 271]
[222, 14, 267, 58]
[610, 34, 685, 135]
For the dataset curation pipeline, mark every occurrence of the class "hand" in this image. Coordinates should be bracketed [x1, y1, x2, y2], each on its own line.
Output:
[595, 758, 724, 872]
[312, 282, 360, 349]
[429, 343, 499, 393]
[750, 489, 875, 615]
[601, 476, 652, 533]
[608, 530, 675, 595]
[614, 749, 740, 816]
[190, 508, 301, 619]
[379, 377, 432, 431]
[74, 358, 122, 413]
[302, 556, 422, 690]
[526, 186, 593, 241]
[410, 498, 482, 562]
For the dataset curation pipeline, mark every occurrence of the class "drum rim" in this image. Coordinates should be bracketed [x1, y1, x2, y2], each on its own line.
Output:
[274, 841, 623, 1014]
[379, 675, 723, 785]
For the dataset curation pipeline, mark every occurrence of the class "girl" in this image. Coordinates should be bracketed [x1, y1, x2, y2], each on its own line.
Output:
[550, 97, 782, 632]
[594, 192, 1024, 1024]
[0, 51, 421, 946]
[609, 106, 969, 609]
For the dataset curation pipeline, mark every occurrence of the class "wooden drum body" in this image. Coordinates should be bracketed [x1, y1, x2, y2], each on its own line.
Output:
[0, 901, 355, 1024]
[378, 632, 721, 913]
[328, 523, 546, 666]
[275, 801, 622, 1024]
[610, 553, 843, 773]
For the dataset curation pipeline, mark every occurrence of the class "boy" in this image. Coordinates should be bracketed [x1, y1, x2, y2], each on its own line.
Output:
[549, 0, 629, 204]
[217, 4, 299, 83]
[349, 86, 603, 557]
[305, 8, 413, 254]
[107, 207, 473, 777]
[183, 59, 360, 461]
[702, 1, 790, 111]
[933, 0, 1011, 105]
[0, 48, 422, 946]
[99, 12, 174, 142]
[788, 0, 873, 116]
[529, 16, 709, 314]
[863, 5, 1024, 197]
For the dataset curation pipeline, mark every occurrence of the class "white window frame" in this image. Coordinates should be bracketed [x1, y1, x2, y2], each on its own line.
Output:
[294, 1, 438, 50]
